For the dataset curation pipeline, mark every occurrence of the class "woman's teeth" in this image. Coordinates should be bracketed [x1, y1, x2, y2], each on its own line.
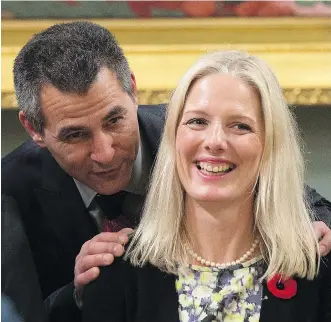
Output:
[196, 161, 234, 173]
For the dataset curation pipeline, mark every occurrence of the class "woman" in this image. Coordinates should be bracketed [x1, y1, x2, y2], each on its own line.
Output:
[82, 50, 331, 322]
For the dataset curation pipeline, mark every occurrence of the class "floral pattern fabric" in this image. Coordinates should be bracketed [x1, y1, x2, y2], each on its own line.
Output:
[176, 256, 265, 322]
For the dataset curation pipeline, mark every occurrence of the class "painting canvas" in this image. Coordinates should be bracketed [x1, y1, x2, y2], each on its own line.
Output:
[2, 1, 331, 19]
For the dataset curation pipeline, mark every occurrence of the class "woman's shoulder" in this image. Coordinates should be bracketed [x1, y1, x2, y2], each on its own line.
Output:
[319, 252, 331, 287]
[81, 256, 139, 321]
[316, 252, 331, 321]
[82, 256, 133, 303]
[318, 252, 331, 281]
[83, 255, 167, 298]
[321, 251, 331, 266]
[298, 253, 331, 287]
[96, 256, 135, 285]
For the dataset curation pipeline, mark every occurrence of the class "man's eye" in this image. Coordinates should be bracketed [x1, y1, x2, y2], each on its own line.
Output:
[107, 117, 123, 125]
[186, 118, 207, 125]
[233, 123, 252, 131]
[65, 132, 86, 141]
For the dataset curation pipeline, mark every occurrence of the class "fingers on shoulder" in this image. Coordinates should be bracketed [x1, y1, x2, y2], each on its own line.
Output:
[75, 267, 100, 287]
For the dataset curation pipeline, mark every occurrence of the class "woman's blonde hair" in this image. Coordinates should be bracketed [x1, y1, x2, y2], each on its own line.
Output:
[127, 50, 319, 280]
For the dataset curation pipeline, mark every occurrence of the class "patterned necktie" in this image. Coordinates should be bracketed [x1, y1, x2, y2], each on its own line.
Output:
[94, 192, 134, 232]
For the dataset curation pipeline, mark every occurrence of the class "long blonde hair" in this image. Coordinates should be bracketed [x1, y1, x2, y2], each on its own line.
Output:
[127, 50, 319, 280]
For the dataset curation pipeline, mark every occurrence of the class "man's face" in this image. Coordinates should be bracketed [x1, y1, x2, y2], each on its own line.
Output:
[33, 68, 139, 194]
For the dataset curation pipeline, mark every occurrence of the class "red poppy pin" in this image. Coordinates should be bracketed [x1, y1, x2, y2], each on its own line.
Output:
[267, 274, 297, 299]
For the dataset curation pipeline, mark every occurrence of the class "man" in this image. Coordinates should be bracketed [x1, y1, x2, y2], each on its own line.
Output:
[2, 21, 165, 299]
[2, 21, 331, 319]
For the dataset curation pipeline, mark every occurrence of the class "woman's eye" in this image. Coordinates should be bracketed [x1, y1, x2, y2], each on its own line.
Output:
[233, 123, 252, 131]
[186, 118, 207, 125]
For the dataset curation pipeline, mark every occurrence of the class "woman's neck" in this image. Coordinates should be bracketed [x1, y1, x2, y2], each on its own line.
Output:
[185, 197, 257, 265]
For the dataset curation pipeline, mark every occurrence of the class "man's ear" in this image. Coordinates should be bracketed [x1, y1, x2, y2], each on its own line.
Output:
[130, 72, 138, 106]
[18, 111, 46, 147]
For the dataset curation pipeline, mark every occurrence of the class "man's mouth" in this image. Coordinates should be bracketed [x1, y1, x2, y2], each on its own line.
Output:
[93, 167, 119, 176]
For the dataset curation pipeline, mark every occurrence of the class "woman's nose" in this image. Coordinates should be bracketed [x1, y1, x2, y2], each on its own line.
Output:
[203, 124, 228, 153]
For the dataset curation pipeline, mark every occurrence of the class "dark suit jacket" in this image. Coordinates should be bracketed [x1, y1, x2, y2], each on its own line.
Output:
[1, 195, 47, 322]
[82, 253, 331, 322]
[1, 104, 165, 299]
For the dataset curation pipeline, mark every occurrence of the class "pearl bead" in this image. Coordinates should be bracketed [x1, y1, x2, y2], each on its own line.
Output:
[186, 238, 259, 269]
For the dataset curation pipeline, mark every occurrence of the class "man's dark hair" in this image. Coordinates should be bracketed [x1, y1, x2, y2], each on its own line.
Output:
[13, 21, 132, 133]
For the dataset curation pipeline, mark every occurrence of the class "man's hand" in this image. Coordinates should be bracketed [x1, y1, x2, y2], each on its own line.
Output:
[74, 228, 133, 292]
[313, 221, 331, 256]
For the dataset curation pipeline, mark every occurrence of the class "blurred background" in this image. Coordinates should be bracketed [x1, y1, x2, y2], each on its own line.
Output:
[1, 0, 331, 199]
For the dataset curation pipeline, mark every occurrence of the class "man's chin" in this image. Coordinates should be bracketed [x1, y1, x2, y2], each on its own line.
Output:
[86, 165, 133, 194]
[91, 183, 121, 195]
[94, 178, 131, 195]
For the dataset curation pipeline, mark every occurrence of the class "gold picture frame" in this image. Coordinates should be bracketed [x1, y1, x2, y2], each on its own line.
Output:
[2, 17, 331, 107]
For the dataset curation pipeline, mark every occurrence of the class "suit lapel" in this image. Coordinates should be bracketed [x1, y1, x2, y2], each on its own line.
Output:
[154, 273, 179, 322]
[35, 148, 97, 256]
[137, 265, 179, 322]
[260, 281, 293, 322]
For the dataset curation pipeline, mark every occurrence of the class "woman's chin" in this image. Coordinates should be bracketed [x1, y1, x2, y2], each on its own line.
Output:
[190, 191, 233, 203]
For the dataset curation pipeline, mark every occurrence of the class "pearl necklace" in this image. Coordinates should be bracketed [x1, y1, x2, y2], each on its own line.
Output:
[186, 237, 260, 269]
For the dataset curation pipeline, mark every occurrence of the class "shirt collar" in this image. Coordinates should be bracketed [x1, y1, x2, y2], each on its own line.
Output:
[74, 179, 97, 208]
[74, 140, 149, 208]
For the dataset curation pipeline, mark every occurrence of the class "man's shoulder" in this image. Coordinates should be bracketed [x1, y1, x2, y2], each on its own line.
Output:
[137, 103, 166, 137]
[2, 140, 43, 178]
[2, 140, 40, 166]
[138, 103, 167, 120]
[1, 140, 47, 196]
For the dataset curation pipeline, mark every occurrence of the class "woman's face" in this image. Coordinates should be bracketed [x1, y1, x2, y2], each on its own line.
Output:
[176, 73, 264, 204]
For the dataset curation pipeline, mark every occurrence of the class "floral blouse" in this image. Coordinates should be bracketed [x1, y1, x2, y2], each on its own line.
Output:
[175, 256, 265, 322]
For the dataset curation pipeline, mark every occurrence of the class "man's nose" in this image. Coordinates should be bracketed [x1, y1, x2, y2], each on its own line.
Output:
[90, 133, 115, 163]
